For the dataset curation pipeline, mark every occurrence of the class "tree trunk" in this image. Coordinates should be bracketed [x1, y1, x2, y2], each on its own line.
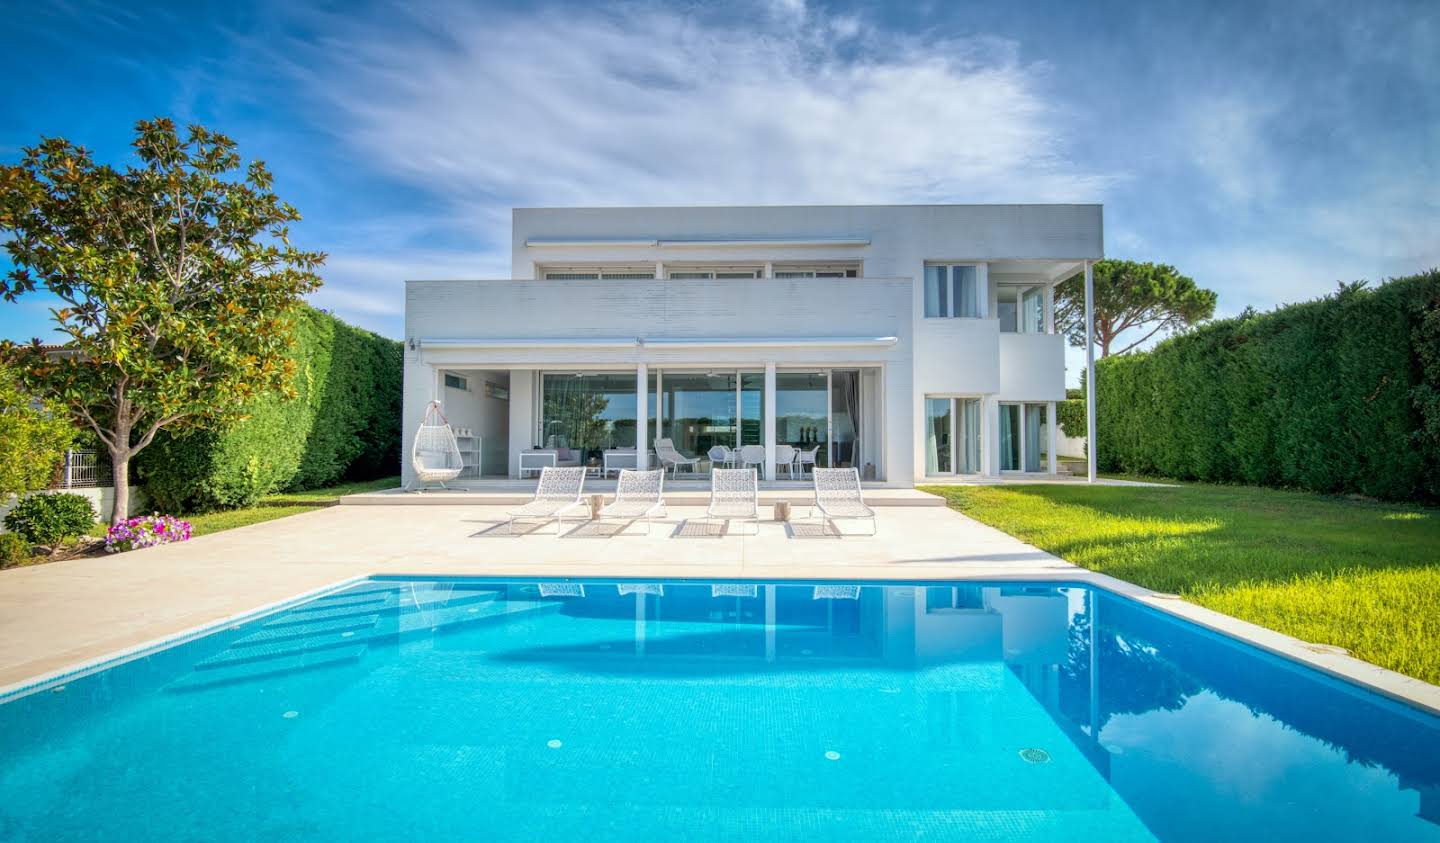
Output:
[109, 448, 131, 526]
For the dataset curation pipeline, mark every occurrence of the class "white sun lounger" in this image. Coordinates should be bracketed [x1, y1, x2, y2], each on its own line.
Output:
[654, 438, 701, 477]
[508, 466, 588, 536]
[598, 469, 667, 535]
[707, 468, 759, 535]
[811, 468, 877, 536]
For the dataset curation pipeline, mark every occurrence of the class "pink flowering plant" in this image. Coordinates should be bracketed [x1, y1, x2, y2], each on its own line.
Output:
[105, 514, 193, 553]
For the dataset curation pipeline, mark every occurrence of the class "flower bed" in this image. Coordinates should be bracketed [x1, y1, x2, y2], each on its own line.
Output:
[105, 515, 193, 553]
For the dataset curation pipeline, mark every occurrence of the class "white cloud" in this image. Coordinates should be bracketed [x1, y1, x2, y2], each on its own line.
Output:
[1182, 95, 1280, 207]
[281, 1, 1111, 213]
[309, 249, 506, 337]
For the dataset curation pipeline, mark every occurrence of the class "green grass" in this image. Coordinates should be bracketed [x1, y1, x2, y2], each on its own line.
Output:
[88, 476, 400, 539]
[185, 476, 399, 536]
[920, 482, 1440, 685]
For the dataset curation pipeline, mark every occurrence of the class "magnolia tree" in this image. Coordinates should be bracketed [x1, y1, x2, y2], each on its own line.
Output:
[1055, 260, 1217, 357]
[0, 119, 324, 523]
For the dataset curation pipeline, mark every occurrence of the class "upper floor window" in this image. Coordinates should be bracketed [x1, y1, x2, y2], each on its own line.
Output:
[924, 264, 980, 318]
[667, 265, 763, 279]
[541, 265, 656, 280]
[997, 284, 1046, 333]
[773, 262, 860, 278]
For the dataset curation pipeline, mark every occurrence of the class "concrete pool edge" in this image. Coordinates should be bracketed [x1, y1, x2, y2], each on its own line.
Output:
[3, 569, 1437, 718]
[0, 576, 369, 704]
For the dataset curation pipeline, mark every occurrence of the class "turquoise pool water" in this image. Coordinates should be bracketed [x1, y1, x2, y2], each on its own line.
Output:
[1, 578, 1436, 841]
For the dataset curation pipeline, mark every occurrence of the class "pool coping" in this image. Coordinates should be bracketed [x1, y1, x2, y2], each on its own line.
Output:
[2, 568, 1437, 718]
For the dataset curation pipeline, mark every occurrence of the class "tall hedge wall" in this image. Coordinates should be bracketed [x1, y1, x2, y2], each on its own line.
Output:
[1093, 271, 1440, 500]
[139, 307, 402, 511]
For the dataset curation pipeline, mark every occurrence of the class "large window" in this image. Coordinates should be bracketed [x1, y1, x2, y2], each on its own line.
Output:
[925, 398, 952, 474]
[924, 264, 980, 318]
[541, 265, 656, 280]
[539, 373, 638, 458]
[925, 396, 982, 475]
[998, 284, 1046, 333]
[658, 371, 749, 457]
[776, 372, 829, 468]
[773, 262, 860, 278]
[1000, 402, 1049, 472]
[667, 265, 762, 279]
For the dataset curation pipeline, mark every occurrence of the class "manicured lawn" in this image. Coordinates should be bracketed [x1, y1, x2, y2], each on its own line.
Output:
[184, 476, 400, 536]
[920, 482, 1440, 685]
[88, 476, 400, 539]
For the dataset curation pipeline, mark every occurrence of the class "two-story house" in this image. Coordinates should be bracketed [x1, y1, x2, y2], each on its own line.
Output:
[402, 204, 1102, 486]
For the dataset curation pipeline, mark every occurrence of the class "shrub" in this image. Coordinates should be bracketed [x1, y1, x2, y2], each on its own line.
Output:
[0, 362, 74, 498]
[0, 532, 30, 568]
[3, 493, 96, 545]
[1056, 384, 1087, 440]
[104, 514, 192, 553]
[138, 307, 402, 511]
[1093, 271, 1440, 500]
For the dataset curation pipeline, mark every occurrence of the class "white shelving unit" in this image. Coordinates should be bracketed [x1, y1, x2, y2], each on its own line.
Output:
[455, 434, 483, 478]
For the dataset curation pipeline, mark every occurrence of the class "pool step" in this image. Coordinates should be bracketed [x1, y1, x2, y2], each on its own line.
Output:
[237, 614, 381, 645]
[181, 595, 563, 679]
[260, 589, 498, 628]
[166, 644, 368, 693]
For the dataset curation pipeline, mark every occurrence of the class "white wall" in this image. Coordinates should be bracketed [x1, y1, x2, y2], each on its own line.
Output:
[435, 369, 510, 476]
[997, 333, 1067, 401]
[401, 204, 1103, 484]
[0, 486, 149, 533]
[511, 204, 1103, 277]
[403, 277, 912, 483]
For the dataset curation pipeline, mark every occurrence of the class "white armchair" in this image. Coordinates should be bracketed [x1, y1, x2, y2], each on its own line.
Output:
[774, 444, 798, 479]
[707, 445, 735, 471]
[738, 444, 766, 478]
[796, 446, 821, 478]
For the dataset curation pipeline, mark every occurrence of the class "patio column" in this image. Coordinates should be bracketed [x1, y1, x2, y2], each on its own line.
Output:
[764, 362, 777, 481]
[1047, 401, 1058, 475]
[1084, 261, 1097, 483]
[636, 363, 649, 469]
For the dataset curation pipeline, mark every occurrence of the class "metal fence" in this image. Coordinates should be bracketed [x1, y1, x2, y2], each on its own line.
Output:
[50, 450, 113, 489]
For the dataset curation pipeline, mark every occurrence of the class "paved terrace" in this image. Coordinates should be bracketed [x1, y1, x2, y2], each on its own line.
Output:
[2, 495, 1434, 714]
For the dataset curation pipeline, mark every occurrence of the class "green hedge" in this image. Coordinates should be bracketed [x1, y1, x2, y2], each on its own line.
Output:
[138, 307, 402, 511]
[1093, 271, 1440, 500]
[1056, 387, 1087, 441]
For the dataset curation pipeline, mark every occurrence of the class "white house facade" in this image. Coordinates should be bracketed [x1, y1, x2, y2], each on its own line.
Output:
[401, 204, 1103, 486]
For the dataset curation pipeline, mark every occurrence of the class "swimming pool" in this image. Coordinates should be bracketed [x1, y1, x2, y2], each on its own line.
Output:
[1, 578, 1436, 841]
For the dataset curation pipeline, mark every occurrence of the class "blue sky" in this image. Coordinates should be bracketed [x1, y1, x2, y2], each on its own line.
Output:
[3, 0, 1437, 351]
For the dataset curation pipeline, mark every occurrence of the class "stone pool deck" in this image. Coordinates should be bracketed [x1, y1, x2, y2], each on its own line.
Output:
[2, 501, 1437, 715]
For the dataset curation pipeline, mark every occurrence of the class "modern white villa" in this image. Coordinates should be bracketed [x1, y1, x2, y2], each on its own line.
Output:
[401, 204, 1103, 487]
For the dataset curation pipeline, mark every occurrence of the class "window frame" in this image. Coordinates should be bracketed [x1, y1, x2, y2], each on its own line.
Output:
[923, 263, 983, 319]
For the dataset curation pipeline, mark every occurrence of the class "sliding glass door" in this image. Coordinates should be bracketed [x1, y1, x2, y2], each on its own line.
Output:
[775, 372, 828, 468]
[999, 404, 1022, 471]
[539, 372, 638, 460]
[830, 370, 861, 470]
[958, 398, 981, 474]
[659, 371, 739, 457]
[927, 396, 982, 476]
[925, 398, 952, 474]
[1000, 402, 1049, 472]
[1024, 404, 1043, 472]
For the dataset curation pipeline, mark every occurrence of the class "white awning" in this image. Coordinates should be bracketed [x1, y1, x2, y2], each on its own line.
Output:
[524, 236, 870, 249]
[640, 336, 897, 348]
[418, 335, 898, 350]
